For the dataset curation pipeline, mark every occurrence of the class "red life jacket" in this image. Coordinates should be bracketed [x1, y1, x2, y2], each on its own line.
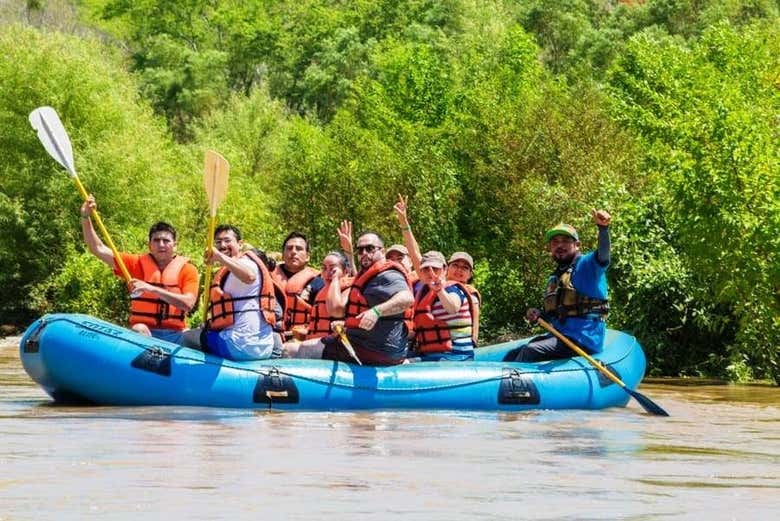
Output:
[272, 265, 319, 333]
[344, 260, 414, 333]
[306, 276, 353, 340]
[413, 281, 475, 354]
[207, 250, 277, 331]
[129, 254, 190, 331]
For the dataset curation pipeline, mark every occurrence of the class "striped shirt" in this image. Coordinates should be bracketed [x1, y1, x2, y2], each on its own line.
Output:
[429, 285, 474, 355]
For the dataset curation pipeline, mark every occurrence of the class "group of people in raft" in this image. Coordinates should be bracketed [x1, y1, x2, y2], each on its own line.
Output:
[79, 194, 613, 366]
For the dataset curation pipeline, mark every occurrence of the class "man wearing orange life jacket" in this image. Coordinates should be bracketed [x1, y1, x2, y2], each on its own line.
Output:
[412, 251, 476, 361]
[181, 224, 278, 360]
[271, 231, 322, 338]
[282, 251, 353, 357]
[80, 196, 198, 343]
[295, 232, 415, 366]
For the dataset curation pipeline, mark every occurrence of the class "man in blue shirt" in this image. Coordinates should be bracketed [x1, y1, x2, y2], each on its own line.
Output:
[510, 210, 612, 362]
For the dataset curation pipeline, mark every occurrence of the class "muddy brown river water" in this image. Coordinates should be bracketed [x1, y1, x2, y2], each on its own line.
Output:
[1, 337, 778, 520]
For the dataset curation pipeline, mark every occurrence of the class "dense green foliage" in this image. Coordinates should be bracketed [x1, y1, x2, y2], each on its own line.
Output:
[1, 1, 777, 382]
[0, 25, 199, 322]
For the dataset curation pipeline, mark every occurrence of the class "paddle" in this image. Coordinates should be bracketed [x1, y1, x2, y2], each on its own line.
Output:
[537, 318, 669, 416]
[200, 150, 230, 319]
[29, 106, 133, 283]
[333, 324, 362, 365]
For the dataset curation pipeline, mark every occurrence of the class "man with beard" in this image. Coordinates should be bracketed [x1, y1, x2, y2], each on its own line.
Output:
[295, 232, 414, 365]
[509, 210, 612, 362]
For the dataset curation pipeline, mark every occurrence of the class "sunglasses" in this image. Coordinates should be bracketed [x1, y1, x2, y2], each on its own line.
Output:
[356, 244, 381, 254]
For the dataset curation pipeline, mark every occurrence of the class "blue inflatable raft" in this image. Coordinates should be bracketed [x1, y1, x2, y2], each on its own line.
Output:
[20, 313, 647, 411]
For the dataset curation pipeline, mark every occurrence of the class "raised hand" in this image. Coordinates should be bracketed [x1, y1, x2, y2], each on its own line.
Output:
[80, 194, 97, 217]
[393, 193, 409, 225]
[592, 209, 612, 227]
[338, 220, 353, 254]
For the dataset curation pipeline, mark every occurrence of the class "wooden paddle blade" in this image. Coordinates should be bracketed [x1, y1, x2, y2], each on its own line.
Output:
[29, 106, 76, 177]
[203, 150, 229, 216]
[627, 388, 670, 416]
[334, 325, 362, 365]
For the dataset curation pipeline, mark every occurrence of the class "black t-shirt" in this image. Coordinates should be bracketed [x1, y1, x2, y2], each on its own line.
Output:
[347, 269, 410, 358]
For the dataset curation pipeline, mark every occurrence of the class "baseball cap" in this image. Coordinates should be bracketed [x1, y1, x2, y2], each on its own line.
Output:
[420, 250, 446, 269]
[544, 223, 579, 242]
[386, 244, 409, 256]
[448, 251, 474, 269]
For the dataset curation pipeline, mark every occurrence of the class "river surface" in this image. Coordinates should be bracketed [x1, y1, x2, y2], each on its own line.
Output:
[1, 337, 778, 520]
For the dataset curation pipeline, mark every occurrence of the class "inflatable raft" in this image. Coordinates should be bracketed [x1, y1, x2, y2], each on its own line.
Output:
[20, 313, 647, 411]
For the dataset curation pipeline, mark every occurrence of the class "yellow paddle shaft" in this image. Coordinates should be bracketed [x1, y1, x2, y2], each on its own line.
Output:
[537, 318, 627, 388]
[73, 176, 132, 283]
[200, 216, 217, 319]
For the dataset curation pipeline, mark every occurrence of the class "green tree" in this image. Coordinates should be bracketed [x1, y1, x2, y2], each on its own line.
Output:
[608, 21, 780, 381]
[0, 25, 193, 323]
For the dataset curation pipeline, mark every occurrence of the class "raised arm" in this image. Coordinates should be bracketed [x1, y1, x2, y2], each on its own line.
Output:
[592, 209, 612, 265]
[337, 220, 356, 276]
[393, 194, 423, 273]
[207, 247, 256, 285]
[80, 195, 117, 268]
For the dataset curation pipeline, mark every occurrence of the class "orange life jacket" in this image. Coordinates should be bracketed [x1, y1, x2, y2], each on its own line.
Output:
[344, 260, 414, 333]
[129, 254, 190, 331]
[306, 276, 353, 340]
[207, 250, 277, 331]
[272, 265, 320, 333]
[413, 281, 475, 354]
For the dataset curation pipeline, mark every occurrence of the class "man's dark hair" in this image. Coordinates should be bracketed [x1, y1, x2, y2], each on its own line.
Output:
[282, 231, 310, 252]
[357, 231, 384, 248]
[215, 224, 242, 241]
[148, 222, 177, 242]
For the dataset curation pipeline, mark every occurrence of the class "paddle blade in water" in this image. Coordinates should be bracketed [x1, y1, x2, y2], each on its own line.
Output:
[627, 388, 670, 416]
[29, 106, 76, 177]
[203, 150, 229, 216]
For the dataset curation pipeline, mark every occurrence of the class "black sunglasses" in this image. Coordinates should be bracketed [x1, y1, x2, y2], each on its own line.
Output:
[356, 244, 381, 254]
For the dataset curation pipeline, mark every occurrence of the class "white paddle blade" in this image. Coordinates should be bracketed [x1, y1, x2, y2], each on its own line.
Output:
[203, 150, 229, 216]
[29, 106, 77, 177]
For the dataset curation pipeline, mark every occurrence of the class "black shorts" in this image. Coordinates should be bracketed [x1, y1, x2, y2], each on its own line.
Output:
[321, 336, 404, 366]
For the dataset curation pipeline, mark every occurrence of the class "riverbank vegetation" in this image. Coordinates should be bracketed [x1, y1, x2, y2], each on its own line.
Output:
[1, 0, 777, 383]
